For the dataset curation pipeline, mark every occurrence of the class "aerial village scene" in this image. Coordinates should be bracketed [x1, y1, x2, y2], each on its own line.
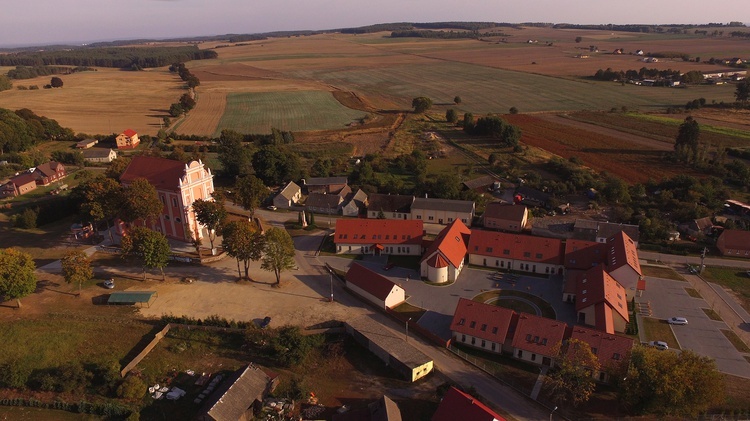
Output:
[1, 1, 750, 420]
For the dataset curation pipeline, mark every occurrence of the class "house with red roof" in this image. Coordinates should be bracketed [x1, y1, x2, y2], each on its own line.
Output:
[482, 202, 528, 233]
[575, 265, 629, 334]
[432, 386, 506, 421]
[468, 231, 564, 276]
[0, 172, 38, 198]
[117, 156, 215, 242]
[568, 326, 634, 383]
[716, 229, 750, 258]
[450, 298, 518, 355]
[33, 161, 67, 185]
[345, 263, 405, 310]
[605, 231, 643, 299]
[511, 313, 568, 366]
[334, 219, 423, 256]
[116, 129, 140, 149]
[420, 220, 470, 283]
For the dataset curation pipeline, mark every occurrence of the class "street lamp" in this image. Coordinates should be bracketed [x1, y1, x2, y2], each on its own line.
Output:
[405, 317, 412, 342]
[329, 269, 334, 302]
[550, 406, 557, 421]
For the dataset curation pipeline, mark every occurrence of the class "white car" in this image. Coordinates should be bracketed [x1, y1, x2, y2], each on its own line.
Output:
[648, 341, 669, 351]
[267, 205, 277, 211]
[667, 317, 688, 325]
[103, 278, 115, 289]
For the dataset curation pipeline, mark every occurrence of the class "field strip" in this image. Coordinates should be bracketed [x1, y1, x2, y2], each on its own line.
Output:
[541, 114, 673, 151]
[175, 91, 226, 136]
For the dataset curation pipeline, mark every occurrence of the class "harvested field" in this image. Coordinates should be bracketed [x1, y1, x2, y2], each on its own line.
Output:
[191, 62, 284, 81]
[214, 90, 367, 135]
[172, 91, 226, 136]
[504, 113, 696, 183]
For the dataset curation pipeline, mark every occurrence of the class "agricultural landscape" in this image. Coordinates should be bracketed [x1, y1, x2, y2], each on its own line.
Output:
[1, 19, 750, 421]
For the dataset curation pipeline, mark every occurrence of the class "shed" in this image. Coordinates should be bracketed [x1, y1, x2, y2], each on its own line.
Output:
[107, 291, 158, 307]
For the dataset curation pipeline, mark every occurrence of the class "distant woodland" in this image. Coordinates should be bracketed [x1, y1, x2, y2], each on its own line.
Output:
[6, 66, 95, 80]
[0, 46, 217, 69]
[0, 108, 74, 154]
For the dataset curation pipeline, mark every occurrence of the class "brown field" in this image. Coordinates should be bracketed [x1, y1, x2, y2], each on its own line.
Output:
[0, 68, 181, 135]
[171, 91, 226, 135]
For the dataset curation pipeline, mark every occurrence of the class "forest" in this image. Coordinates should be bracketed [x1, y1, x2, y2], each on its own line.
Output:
[0, 46, 217, 69]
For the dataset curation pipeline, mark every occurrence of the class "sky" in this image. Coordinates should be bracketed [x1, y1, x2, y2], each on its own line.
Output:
[1, 0, 748, 47]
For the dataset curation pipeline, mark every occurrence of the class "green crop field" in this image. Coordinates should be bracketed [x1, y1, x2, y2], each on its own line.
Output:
[289, 61, 739, 114]
[213, 91, 368, 135]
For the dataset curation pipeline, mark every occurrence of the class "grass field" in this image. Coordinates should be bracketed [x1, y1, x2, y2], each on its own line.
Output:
[701, 267, 750, 313]
[641, 265, 686, 281]
[640, 317, 680, 349]
[213, 91, 367, 135]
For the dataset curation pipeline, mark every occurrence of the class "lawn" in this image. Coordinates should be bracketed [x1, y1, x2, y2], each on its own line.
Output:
[214, 91, 368, 135]
[721, 329, 750, 353]
[701, 266, 750, 313]
[685, 287, 702, 299]
[639, 317, 680, 349]
[473, 290, 556, 319]
[641, 265, 686, 281]
[701, 307, 723, 321]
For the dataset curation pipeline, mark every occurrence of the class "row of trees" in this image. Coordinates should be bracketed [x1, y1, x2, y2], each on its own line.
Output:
[169, 93, 196, 117]
[169, 63, 200, 89]
[6, 66, 94, 80]
[0, 46, 217, 69]
[463, 114, 521, 147]
[592, 67, 682, 82]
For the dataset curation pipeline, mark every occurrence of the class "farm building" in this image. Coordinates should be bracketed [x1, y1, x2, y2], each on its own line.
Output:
[305, 192, 344, 215]
[34, 161, 67, 186]
[420, 220, 470, 283]
[482, 202, 528, 232]
[116, 129, 140, 149]
[345, 316, 433, 382]
[569, 327, 633, 383]
[302, 176, 348, 195]
[196, 363, 279, 421]
[83, 148, 117, 163]
[366, 193, 414, 220]
[272, 181, 301, 209]
[334, 219, 423, 256]
[716, 230, 750, 258]
[345, 263, 405, 310]
[341, 189, 368, 217]
[468, 231, 564, 276]
[75, 138, 98, 149]
[118, 156, 215, 242]
[450, 298, 518, 355]
[0, 172, 38, 198]
[432, 386, 506, 421]
[410, 197, 474, 226]
[462, 175, 500, 192]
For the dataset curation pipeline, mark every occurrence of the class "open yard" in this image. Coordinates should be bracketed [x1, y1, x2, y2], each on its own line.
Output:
[701, 267, 750, 313]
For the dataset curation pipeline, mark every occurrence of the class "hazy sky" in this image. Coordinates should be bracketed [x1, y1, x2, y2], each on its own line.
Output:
[2, 0, 748, 47]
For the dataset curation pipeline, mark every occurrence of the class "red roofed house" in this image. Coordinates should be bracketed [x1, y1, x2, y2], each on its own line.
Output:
[569, 326, 634, 383]
[420, 220, 470, 283]
[605, 231, 643, 299]
[716, 229, 750, 258]
[34, 161, 67, 186]
[0, 172, 38, 198]
[482, 202, 528, 232]
[450, 298, 518, 355]
[116, 129, 140, 149]
[468, 231, 564, 276]
[334, 219, 423, 256]
[345, 263, 405, 310]
[118, 156, 214, 242]
[432, 386, 506, 421]
[575, 265, 629, 334]
[511, 313, 568, 366]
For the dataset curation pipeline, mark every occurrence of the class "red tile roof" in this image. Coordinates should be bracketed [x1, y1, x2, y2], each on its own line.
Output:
[468, 231, 564, 265]
[426, 253, 449, 268]
[483, 202, 527, 223]
[421, 220, 470, 269]
[569, 326, 634, 368]
[120, 156, 186, 191]
[10, 172, 38, 187]
[450, 298, 517, 344]
[432, 387, 506, 421]
[607, 231, 641, 276]
[563, 239, 606, 270]
[123, 129, 137, 137]
[510, 313, 567, 356]
[34, 161, 64, 178]
[717, 229, 750, 252]
[575, 265, 629, 326]
[335, 219, 423, 245]
[345, 263, 398, 301]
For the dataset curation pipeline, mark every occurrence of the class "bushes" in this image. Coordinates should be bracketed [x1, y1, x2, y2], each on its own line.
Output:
[0, 362, 33, 389]
[0, 398, 133, 417]
[116, 375, 146, 400]
[160, 314, 250, 329]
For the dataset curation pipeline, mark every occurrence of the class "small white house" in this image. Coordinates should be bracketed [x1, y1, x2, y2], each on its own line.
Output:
[273, 181, 302, 209]
[345, 263, 405, 310]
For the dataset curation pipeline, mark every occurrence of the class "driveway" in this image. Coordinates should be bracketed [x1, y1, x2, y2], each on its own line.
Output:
[638, 276, 750, 377]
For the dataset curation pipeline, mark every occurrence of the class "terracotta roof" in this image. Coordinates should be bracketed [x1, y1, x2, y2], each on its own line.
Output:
[569, 326, 633, 368]
[426, 253, 449, 268]
[122, 129, 137, 137]
[432, 387, 506, 421]
[367, 193, 414, 214]
[120, 156, 186, 191]
[420, 220, 470, 269]
[346, 263, 398, 301]
[468, 231, 564, 265]
[564, 239, 606, 270]
[305, 192, 343, 209]
[450, 298, 517, 344]
[335, 219, 423, 245]
[718, 230, 750, 251]
[10, 172, 38, 186]
[199, 364, 274, 421]
[483, 202, 527, 222]
[412, 197, 474, 213]
[34, 161, 64, 178]
[575, 265, 629, 324]
[510, 313, 567, 356]
[305, 176, 348, 186]
[607, 231, 641, 276]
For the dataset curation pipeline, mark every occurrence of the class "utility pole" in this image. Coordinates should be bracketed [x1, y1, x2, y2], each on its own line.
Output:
[700, 247, 707, 274]
[405, 317, 412, 342]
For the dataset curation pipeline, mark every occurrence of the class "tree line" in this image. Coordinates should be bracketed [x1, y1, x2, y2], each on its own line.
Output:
[592, 67, 682, 81]
[0, 46, 217, 69]
[6, 66, 95, 80]
[342, 21, 513, 34]
[0, 107, 74, 154]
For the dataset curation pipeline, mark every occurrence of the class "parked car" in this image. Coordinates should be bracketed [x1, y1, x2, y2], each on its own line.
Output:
[103, 278, 115, 289]
[648, 340, 669, 351]
[260, 316, 272, 329]
[267, 205, 277, 211]
[667, 317, 688, 325]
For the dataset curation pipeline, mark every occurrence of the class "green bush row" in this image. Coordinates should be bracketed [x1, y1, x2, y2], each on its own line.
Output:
[0, 398, 132, 417]
[161, 314, 251, 329]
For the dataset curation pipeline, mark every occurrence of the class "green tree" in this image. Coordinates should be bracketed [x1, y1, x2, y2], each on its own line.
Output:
[453, 96, 462, 104]
[411, 97, 433, 113]
[735, 78, 750, 102]
[618, 346, 724, 417]
[252, 145, 300, 186]
[72, 176, 122, 243]
[217, 129, 253, 179]
[261, 227, 296, 286]
[119, 178, 162, 226]
[0, 75, 12, 92]
[50, 77, 63, 88]
[0, 248, 37, 308]
[105, 156, 131, 181]
[548, 339, 599, 407]
[60, 250, 93, 296]
[445, 109, 458, 123]
[575, 36, 583, 43]
[311, 158, 333, 177]
[674, 116, 700, 163]
[222, 220, 265, 279]
[509, 106, 519, 114]
[192, 198, 227, 250]
[121, 227, 170, 281]
[462, 112, 474, 132]
[117, 375, 147, 400]
[268, 326, 323, 367]
[234, 175, 268, 216]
